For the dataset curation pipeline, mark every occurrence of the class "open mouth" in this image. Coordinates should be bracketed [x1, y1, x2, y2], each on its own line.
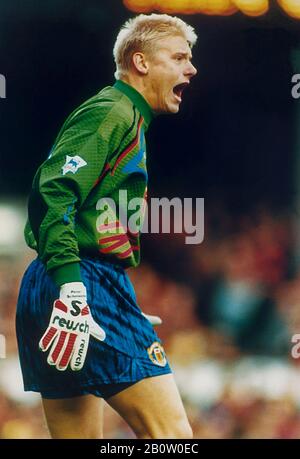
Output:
[173, 82, 189, 102]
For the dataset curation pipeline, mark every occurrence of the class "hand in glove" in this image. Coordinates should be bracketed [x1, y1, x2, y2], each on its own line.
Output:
[39, 282, 105, 371]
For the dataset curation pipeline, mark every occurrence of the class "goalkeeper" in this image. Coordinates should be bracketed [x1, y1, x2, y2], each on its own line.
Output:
[16, 13, 197, 439]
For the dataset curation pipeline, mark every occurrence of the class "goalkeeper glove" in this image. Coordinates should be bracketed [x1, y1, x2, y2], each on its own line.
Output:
[39, 282, 106, 371]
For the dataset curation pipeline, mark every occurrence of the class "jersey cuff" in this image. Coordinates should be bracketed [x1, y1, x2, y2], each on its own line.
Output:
[50, 262, 82, 286]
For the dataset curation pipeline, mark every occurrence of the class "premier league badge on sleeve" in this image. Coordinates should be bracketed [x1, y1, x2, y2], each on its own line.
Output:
[62, 155, 87, 175]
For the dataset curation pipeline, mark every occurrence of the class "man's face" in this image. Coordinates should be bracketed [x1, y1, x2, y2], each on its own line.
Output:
[144, 35, 197, 114]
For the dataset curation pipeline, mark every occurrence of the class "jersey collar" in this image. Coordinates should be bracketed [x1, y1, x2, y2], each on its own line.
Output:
[114, 79, 154, 129]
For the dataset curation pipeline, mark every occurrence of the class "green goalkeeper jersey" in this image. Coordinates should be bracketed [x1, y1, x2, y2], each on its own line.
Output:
[24, 80, 154, 286]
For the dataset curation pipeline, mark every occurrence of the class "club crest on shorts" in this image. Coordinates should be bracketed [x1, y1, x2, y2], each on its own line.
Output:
[62, 155, 87, 175]
[147, 341, 167, 367]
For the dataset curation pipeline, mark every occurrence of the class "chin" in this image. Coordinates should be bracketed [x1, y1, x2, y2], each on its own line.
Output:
[166, 104, 180, 114]
[157, 102, 180, 114]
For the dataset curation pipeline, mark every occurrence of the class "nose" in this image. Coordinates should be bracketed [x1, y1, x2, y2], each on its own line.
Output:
[185, 61, 197, 77]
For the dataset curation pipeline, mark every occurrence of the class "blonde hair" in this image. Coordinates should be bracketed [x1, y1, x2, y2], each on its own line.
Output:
[113, 13, 197, 79]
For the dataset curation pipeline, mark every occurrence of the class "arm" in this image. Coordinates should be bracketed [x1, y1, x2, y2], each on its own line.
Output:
[33, 109, 111, 370]
[31, 122, 109, 285]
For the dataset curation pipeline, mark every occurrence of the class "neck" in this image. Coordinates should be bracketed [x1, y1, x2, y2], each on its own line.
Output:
[120, 74, 155, 112]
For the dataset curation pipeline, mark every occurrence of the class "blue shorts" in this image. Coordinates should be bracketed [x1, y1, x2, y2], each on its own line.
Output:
[16, 257, 172, 399]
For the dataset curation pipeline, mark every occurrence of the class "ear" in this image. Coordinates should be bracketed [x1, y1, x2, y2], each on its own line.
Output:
[132, 52, 149, 75]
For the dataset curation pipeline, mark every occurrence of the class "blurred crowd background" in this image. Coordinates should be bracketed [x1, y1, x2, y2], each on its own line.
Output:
[1, 0, 300, 439]
[1, 204, 300, 438]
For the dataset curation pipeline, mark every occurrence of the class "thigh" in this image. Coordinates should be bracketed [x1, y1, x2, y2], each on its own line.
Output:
[42, 394, 104, 439]
[106, 374, 193, 439]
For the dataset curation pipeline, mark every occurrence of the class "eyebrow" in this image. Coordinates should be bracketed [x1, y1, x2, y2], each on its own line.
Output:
[172, 51, 193, 60]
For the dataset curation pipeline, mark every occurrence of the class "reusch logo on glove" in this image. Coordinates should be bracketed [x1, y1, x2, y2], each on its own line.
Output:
[70, 300, 85, 317]
[52, 315, 89, 333]
[51, 299, 90, 332]
[74, 339, 86, 368]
